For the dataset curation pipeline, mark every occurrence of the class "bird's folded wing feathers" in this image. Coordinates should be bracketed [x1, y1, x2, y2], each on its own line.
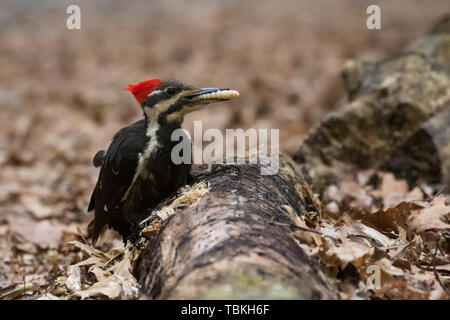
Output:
[88, 119, 147, 213]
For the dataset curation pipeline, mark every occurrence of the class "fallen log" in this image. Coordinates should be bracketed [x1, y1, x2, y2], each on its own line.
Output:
[381, 107, 450, 191]
[381, 17, 450, 191]
[131, 155, 337, 299]
[294, 17, 450, 192]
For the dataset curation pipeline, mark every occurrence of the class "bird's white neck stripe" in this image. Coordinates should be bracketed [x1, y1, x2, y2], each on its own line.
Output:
[146, 120, 160, 139]
[143, 119, 161, 162]
[120, 120, 160, 202]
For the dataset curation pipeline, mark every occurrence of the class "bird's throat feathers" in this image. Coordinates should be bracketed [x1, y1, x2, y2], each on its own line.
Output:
[143, 115, 181, 153]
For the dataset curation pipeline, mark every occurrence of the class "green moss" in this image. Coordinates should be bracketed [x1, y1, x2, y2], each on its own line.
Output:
[198, 270, 310, 300]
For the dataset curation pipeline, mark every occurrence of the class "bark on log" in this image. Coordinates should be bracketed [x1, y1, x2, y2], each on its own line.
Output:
[131, 155, 337, 299]
[381, 107, 450, 191]
[294, 18, 450, 193]
[382, 17, 450, 191]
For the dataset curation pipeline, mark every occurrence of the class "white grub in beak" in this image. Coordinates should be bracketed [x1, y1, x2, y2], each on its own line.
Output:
[195, 89, 240, 100]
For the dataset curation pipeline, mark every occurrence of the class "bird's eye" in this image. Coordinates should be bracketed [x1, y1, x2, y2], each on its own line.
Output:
[165, 87, 176, 95]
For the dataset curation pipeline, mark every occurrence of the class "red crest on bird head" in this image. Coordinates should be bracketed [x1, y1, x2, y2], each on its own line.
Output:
[125, 78, 163, 104]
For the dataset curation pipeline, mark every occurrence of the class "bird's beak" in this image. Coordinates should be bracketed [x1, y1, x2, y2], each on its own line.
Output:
[183, 88, 240, 105]
[164, 87, 240, 123]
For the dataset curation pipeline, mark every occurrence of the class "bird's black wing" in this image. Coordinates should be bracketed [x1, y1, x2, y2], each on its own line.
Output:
[88, 119, 147, 243]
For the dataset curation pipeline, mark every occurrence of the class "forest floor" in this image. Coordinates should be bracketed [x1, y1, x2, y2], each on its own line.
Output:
[0, 0, 449, 299]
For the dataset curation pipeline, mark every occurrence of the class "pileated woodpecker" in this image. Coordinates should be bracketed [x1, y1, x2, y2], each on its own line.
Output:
[87, 78, 239, 244]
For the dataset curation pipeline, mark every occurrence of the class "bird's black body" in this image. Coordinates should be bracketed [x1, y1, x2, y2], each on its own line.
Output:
[88, 119, 191, 243]
[87, 78, 238, 244]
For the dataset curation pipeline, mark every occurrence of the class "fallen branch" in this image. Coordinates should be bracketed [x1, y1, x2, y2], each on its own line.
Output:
[131, 155, 337, 299]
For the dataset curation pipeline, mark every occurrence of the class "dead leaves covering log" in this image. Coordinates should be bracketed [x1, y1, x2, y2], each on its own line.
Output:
[64, 241, 139, 300]
[294, 172, 450, 299]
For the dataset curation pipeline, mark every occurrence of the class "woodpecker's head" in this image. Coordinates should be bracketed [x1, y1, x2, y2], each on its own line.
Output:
[126, 78, 239, 125]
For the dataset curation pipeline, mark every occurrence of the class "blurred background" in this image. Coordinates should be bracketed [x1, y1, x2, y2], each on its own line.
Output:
[0, 0, 448, 290]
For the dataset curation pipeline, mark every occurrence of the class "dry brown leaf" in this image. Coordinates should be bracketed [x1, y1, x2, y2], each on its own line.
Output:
[107, 251, 139, 298]
[75, 279, 122, 300]
[338, 180, 373, 210]
[435, 264, 450, 273]
[386, 227, 412, 259]
[9, 218, 78, 249]
[72, 247, 139, 300]
[373, 279, 430, 300]
[345, 216, 396, 248]
[89, 266, 112, 281]
[323, 238, 374, 269]
[68, 240, 111, 259]
[359, 201, 421, 235]
[379, 173, 409, 209]
[74, 255, 105, 268]
[24, 274, 48, 287]
[21, 195, 59, 219]
[408, 195, 450, 233]
[15, 241, 38, 254]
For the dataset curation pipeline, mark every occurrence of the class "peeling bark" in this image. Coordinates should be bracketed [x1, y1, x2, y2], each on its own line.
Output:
[131, 155, 337, 299]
